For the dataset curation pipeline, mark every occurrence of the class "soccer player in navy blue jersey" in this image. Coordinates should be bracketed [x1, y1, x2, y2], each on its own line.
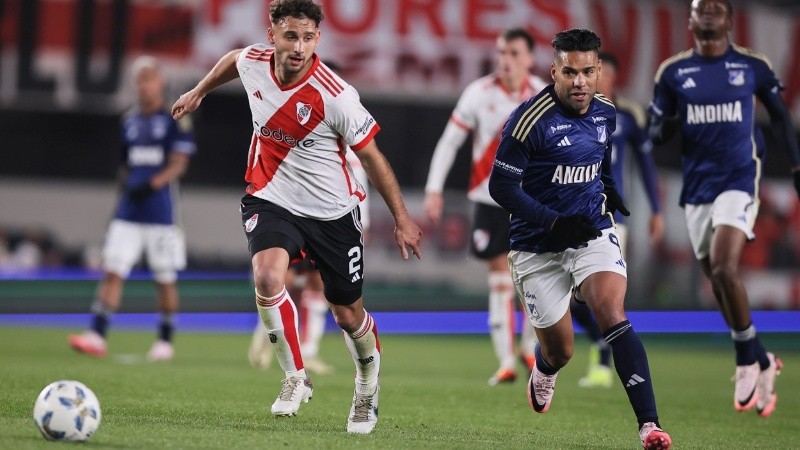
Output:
[649, 0, 799, 418]
[571, 52, 664, 389]
[69, 56, 195, 362]
[490, 29, 671, 449]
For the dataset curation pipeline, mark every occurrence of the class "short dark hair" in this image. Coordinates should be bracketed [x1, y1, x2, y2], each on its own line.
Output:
[598, 52, 619, 70]
[689, 0, 733, 18]
[269, 0, 324, 27]
[551, 29, 601, 55]
[502, 28, 535, 52]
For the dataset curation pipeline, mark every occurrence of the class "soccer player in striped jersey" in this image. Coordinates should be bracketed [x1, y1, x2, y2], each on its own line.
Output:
[490, 29, 671, 449]
[68, 56, 195, 362]
[171, 0, 421, 434]
[424, 28, 548, 386]
[572, 52, 664, 389]
[249, 146, 371, 375]
[649, 0, 799, 418]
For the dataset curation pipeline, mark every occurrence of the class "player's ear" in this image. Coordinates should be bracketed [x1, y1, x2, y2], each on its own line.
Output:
[267, 27, 275, 44]
[550, 63, 556, 82]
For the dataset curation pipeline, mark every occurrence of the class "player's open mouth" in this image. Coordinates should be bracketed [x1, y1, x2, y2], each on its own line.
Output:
[571, 92, 587, 101]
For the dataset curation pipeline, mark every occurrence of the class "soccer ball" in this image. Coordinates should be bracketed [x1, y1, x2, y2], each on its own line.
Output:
[33, 380, 101, 441]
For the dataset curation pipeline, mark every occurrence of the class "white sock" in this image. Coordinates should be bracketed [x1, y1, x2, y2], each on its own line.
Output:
[343, 312, 380, 394]
[299, 289, 328, 359]
[488, 271, 516, 369]
[255, 287, 306, 378]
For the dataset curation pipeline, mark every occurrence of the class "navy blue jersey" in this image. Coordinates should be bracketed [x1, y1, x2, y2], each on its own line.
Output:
[490, 85, 617, 253]
[650, 45, 780, 206]
[611, 97, 661, 224]
[114, 108, 195, 224]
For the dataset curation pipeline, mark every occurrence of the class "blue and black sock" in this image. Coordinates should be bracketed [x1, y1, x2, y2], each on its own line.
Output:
[534, 342, 559, 375]
[89, 299, 111, 338]
[731, 324, 769, 369]
[604, 320, 659, 427]
[158, 312, 175, 343]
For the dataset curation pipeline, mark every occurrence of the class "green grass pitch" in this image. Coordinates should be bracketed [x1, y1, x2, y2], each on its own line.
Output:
[1, 327, 798, 449]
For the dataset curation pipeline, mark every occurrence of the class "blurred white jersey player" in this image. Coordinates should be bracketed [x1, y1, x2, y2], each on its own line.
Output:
[69, 56, 195, 361]
[249, 146, 370, 374]
[424, 28, 547, 385]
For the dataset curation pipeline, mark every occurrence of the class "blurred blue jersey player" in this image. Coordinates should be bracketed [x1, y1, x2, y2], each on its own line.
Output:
[649, 0, 800, 418]
[69, 56, 195, 362]
[489, 29, 671, 449]
[572, 52, 664, 390]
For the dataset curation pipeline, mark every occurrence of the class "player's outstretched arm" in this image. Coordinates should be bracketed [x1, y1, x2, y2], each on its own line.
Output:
[424, 120, 470, 225]
[758, 88, 800, 198]
[356, 140, 422, 260]
[172, 48, 242, 120]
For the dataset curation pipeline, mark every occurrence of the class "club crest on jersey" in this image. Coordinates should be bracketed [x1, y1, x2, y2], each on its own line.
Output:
[596, 125, 607, 143]
[472, 229, 490, 252]
[728, 70, 745, 86]
[296, 102, 312, 125]
[245, 213, 259, 233]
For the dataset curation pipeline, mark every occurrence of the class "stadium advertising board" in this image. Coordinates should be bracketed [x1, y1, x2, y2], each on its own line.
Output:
[1, 0, 799, 113]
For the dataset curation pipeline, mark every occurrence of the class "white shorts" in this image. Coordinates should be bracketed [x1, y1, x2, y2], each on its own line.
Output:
[102, 219, 186, 282]
[684, 190, 758, 259]
[508, 228, 627, 329]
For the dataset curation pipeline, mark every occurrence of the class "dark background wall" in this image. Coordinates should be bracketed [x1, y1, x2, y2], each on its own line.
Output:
[3, 95, 798, 190]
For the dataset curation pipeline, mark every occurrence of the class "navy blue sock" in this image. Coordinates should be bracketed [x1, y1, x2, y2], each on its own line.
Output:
[599, 343, 612, 367]
[89, 299, 111, 337]
[158, 313, 175, 342]
[91, 314, 109, 338]
[534, 342, 559, 375]
[753, 336, 770, 370]
[731, 324, 769, 368]
[158, 322, 174, 342]
[604, 320, 659, 427]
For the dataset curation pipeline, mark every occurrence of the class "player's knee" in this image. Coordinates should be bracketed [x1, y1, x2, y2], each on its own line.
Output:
[252, 268, 285, 297]
[330, 307, 360, 333]
[710, 262, 738, 286]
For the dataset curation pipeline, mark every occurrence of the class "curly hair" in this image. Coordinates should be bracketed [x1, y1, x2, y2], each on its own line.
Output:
[269, 0, 324, 26]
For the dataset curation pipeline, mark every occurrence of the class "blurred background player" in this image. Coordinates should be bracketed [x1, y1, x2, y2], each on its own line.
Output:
[171, 0, 422, 433]
[649, 0, 799, 417]
[490, 28, 671, 449]
[249, 140, 371, 375]
[424, 28, 547, 386]
[68, 56, 196, 361]
[571, 52, 664, 389]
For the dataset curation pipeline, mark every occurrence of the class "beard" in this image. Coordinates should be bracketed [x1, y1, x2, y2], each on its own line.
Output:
[698, 29, 718, 40]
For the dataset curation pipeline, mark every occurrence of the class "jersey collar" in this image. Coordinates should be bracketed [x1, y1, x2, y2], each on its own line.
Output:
[269, 53, 320, 91]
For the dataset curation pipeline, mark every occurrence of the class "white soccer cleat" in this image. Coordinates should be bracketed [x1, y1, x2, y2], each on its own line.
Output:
[68, 331, 107, 358]
[271, 376, 313, 417]
[733, 362, 760, 411]
[248, 323, 273, 370]
[755, 352, 783, 418]
[527, 365, 557, 413]
[147, 340, 174, 362]
[639, 422, 672, 449]
[347, 385, 379, 434]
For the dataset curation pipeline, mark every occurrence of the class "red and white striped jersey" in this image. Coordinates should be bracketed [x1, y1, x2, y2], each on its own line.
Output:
[425, 74, 548, 205]
[236, 44, 380, 220]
